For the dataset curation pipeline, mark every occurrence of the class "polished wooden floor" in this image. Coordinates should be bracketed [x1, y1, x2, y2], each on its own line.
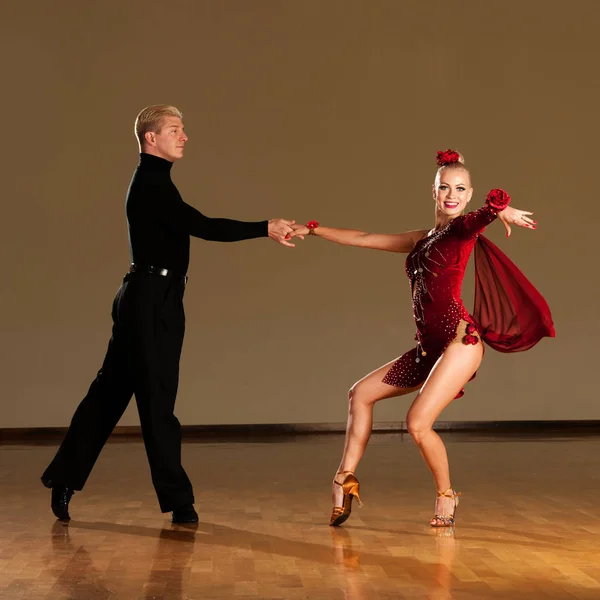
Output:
[1, 432, 599, 599]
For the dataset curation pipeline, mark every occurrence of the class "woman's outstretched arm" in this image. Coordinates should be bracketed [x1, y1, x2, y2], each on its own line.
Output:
[459, 189, 536, 239]
[289, 223, 428, 253]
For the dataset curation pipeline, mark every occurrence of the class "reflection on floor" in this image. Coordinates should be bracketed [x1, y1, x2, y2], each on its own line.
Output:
[1, 432, 599, 599]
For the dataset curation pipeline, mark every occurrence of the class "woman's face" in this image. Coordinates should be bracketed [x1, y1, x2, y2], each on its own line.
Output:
[432, 168, 473, 217]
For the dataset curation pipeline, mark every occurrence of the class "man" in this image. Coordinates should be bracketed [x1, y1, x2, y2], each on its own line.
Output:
[41, 105, 296, 523]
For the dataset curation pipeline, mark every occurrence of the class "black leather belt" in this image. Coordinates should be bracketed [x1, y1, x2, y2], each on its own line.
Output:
[128, 263, 188, 284]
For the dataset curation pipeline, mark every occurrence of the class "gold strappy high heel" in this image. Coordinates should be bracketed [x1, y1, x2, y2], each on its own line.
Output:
[430, 487, 461, 527]
[329, 471, 363, 527]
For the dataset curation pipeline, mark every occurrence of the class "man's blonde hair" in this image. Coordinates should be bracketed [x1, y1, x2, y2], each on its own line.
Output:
[134, 105, 183, 149]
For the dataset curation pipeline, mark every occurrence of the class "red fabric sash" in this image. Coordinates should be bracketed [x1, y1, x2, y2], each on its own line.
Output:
[474, 235, 555, 352]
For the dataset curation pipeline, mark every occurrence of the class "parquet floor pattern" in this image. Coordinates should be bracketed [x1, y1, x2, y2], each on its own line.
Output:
[1, 433, 599, 599]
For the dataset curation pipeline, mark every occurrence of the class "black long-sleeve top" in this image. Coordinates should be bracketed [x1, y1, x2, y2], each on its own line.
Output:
[126, 153, 268, 273]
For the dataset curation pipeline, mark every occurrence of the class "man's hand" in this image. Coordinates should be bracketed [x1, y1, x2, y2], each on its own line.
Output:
[268, 219, 298, 247]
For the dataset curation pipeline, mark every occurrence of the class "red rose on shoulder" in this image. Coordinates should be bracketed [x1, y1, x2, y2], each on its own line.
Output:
[436, 149, 461, 166]
[466, 323, 477, 335]
[486, 189, 511, 211]
[463, 334, 479, 345]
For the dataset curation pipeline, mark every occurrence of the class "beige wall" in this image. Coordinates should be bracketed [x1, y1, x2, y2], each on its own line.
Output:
[1, 1, 596, 427]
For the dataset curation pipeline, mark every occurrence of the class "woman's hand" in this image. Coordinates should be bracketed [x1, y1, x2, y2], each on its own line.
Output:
[498, 206, 536, 237]
[286, 224, 309, 240]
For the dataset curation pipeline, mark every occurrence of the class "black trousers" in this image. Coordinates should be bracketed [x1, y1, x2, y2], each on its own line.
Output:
[41, 272, 194, 512]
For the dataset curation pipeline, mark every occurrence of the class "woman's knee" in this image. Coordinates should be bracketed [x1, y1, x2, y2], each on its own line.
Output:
[406, 413, 432, 444]
[348, 382, 378, 411]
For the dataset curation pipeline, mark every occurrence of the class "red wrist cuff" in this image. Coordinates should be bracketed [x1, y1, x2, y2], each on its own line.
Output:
[486, 189, 511, 211]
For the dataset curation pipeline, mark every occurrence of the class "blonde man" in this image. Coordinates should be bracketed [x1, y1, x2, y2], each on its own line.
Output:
[42, 105, 296, 523]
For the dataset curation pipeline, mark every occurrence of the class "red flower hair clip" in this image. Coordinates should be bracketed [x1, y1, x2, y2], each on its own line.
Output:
[436, 149, 461, 166]
[486, 189, 511, 211]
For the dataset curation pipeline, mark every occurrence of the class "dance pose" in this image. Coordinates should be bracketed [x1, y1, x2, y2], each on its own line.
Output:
[41, 105, 297, 523]
[289, 150, 554, 527]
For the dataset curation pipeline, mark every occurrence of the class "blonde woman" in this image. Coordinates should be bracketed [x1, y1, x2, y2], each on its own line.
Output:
[289, 150, 554, 527]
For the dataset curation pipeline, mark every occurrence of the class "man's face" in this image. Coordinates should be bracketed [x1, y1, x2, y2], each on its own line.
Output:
[146, 116, 188, 162]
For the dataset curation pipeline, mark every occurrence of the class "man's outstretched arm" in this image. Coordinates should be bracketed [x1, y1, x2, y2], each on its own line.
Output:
[150, 188, 297, 246]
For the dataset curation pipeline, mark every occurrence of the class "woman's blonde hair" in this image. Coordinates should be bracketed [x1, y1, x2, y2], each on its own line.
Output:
[134, 105, 183, 148]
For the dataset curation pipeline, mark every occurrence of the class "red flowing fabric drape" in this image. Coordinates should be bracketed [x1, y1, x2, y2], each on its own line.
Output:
[474, 235, 555, 352]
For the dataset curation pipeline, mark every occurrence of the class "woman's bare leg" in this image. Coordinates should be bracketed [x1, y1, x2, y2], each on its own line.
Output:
[405, 341, 483, 522]
[332, 359, 419, 507]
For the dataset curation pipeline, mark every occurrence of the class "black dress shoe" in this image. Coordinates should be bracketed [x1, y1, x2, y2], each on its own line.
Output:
[171, 504, 198, 523]
[51, 485, 74, 521]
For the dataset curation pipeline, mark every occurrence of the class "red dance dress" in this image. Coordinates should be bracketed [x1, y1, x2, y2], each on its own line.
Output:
[382, 197, 555, 397]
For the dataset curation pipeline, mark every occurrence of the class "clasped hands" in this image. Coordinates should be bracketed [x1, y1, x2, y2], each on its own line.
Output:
[267, 219, 311, 247]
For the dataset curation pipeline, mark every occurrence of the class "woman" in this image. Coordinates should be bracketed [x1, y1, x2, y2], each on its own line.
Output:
[288, 150, 554, 527]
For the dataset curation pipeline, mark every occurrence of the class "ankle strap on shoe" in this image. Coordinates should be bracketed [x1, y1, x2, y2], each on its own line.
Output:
[333, 470, 354, 486]
[437, 487, 461, 499]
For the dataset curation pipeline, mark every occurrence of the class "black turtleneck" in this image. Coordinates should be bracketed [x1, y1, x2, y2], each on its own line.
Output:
[126, 153, 268, 273]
